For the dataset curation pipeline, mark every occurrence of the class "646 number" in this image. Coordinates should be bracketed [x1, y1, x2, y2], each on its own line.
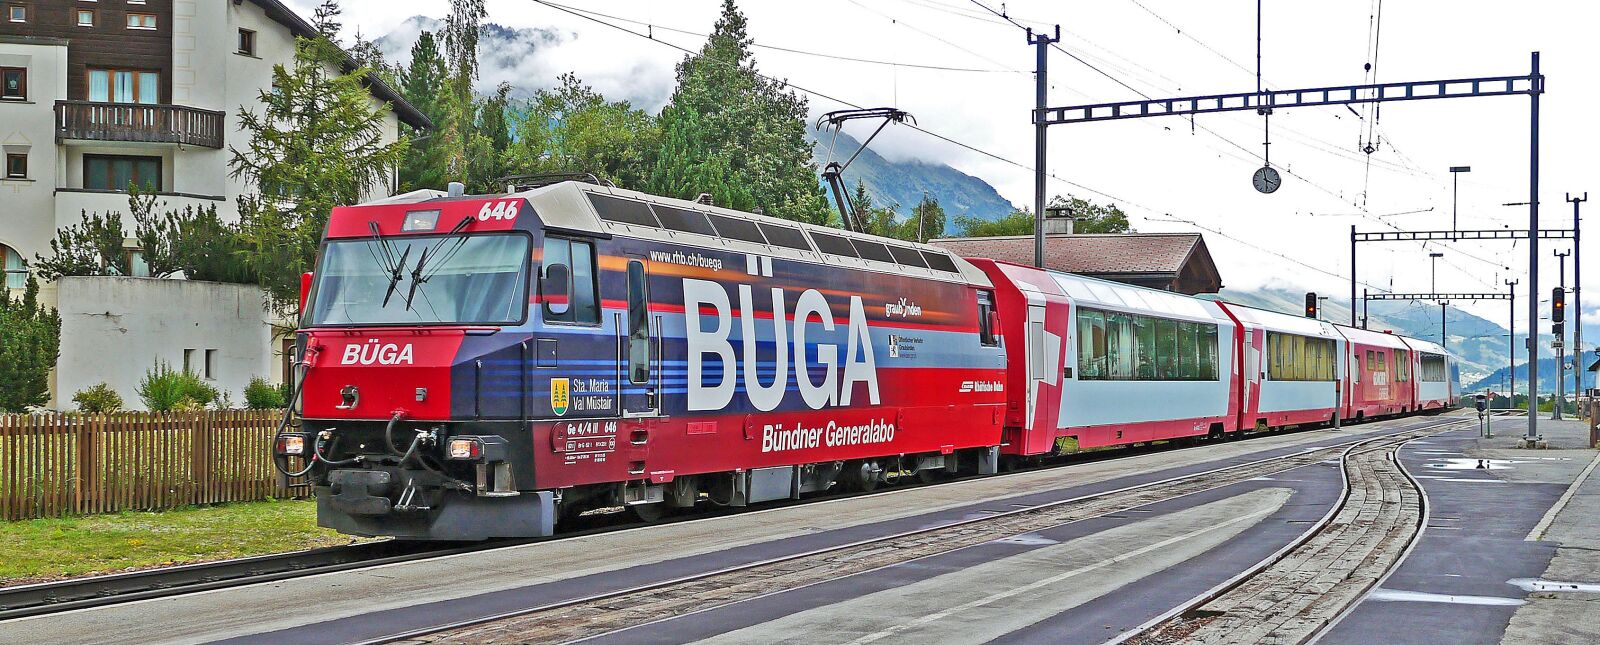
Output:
[477, 200, 519, 221]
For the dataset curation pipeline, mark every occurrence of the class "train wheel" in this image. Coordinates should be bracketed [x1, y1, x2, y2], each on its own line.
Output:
[917, 468, 941, 485]
[629, 503, 666, 523]
[842, 460, 882, 492]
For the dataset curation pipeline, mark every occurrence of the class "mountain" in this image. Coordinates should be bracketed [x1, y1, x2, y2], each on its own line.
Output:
[810, 129, 1017, 225]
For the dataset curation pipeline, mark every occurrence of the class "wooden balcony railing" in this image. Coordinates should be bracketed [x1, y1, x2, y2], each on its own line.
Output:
[55, 100, 226, 149]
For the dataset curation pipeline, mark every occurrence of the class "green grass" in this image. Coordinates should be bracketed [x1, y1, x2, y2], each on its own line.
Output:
[0, 498, 373, 584]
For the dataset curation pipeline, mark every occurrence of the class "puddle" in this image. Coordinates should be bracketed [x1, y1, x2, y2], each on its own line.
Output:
[1422, 458, 1522, 470]
[1368, 588, 1525, 606]
[1508, 578, 1600, 594]
[995, 533, 1060, 546]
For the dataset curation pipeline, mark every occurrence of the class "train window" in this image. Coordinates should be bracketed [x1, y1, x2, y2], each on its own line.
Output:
[1076, 310, 1106, 379]
[653, 205, 718, 236]
[887, 245, 928, 268]
[977, 291, 998, 347]
[1177, 322, 1199, 379]
[810, 232, 859, 257]
[1105, 312, 1134, 379]
[758, 223, 812, 251]
[1420, 354, 1447, 381]
[542, 238, 600, 325]
[1133, 315, 1156, 379]
[1201, 324, 1219, 380]
[852, 240, 896, 263]
[921, 251, 960, 273]
[1267, 332, 1334, 381]
[590, 194, 660, 228]
[706, 213, 768, 244]
[1156, 318, 1178, 379]
[1394, 349, 1409, 381]
[627, 260, 650, 383]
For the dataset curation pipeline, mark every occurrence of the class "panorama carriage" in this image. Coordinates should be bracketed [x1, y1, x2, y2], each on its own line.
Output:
[274, 180, 1459, 540]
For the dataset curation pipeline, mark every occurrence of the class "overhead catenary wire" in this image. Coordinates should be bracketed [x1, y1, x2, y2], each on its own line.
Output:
[535, 1, 1021, 73]
[528, 0, 1151, 214]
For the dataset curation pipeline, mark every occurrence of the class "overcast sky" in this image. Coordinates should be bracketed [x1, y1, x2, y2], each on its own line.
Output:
[293, 0, 1600, 333]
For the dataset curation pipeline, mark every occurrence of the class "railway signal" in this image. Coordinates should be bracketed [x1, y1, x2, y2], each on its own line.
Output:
[1305, 292, 1318, 318]
[1552, 286, 1565, 322]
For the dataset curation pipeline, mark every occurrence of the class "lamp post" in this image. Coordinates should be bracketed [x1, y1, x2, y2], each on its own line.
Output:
[1431, 252, 1447, 347]
[1450, 166, 1471, 230]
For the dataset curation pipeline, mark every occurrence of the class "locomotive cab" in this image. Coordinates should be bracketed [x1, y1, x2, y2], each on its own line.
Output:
[285, 192, 558, 540]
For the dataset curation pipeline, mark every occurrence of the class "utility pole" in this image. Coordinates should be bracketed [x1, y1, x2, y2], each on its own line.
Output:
[1027, 25, 1060, 269]
[1526, 51, 1542, 446]
[1571, 192, 1588, 397]
[1431, 251, 1446, 349]
[1508, 277, 1519, 406]
[1555, 249, 1569, 420]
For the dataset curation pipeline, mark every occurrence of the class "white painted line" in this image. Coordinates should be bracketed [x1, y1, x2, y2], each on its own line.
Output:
[1508, 578, 1600, 594]
[760, 255, 773, 277]
[1367, 588, 1525, 606]
[745, 254, 757, 275]
[1526, 450, 1600, 541]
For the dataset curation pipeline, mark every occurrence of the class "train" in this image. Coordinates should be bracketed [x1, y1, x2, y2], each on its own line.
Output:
[274, 180, 1460, 540]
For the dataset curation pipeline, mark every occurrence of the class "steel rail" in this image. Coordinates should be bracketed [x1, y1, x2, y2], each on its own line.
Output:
[362, 415, 1470, 645]
[1110, 418, 1466, 644]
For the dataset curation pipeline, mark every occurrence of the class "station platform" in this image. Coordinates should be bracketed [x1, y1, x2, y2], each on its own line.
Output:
[1326, 414, 1600, 644]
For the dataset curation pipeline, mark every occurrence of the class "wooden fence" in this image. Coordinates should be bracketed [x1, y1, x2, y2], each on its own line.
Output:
[0, 410, 309, 521]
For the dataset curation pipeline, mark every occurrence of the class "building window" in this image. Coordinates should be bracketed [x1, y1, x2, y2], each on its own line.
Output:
[4, 152, 24, 179]
[76, 9, 94, 26]
[1, 67, 24, 100]
[6, 5, 23, 23]
[204, 349, 217, 379]
[238, 28, 256, 55]
[183, 348, 196, 372]
[126, 12, 154, 29]
[87, 68, 158, 104]
[84, 154, 161, 191]
[1, 244, 24, 290]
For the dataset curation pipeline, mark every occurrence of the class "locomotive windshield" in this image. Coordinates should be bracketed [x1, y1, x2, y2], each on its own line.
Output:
[306, 233, 530, 326]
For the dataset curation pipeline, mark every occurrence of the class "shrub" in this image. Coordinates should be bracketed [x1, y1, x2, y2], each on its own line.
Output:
[138, 361, 219, 411]
[72, 383, 124, 413]
[244, 377, 287, 409]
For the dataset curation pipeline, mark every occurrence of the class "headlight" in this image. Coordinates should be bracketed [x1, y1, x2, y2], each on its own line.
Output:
[276, 434, 306, 456]
[448, 438, 481, 460]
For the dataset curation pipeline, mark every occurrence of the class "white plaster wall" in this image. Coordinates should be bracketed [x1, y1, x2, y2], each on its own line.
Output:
[55, 276, 272, 411]
[0, 40, 67, 270]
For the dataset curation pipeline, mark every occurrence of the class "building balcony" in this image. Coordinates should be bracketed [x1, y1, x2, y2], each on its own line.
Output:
[55, 100, 225, 149]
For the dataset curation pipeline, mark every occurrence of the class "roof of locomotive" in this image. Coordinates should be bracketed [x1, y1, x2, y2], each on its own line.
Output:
[361, 182, 993, 288]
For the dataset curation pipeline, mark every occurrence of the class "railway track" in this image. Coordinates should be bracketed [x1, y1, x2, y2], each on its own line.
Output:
[0, 539, 508, 622]
[374, 416, 1468, 645]
[1122, 420, 1449, 644]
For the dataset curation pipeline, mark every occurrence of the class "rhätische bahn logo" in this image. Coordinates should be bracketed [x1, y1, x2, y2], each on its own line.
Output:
[550, 378, 570, 416]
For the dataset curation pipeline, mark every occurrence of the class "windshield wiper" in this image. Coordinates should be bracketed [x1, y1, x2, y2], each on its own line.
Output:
[381, 245, 412, 308]
[403, 216, 474, 311]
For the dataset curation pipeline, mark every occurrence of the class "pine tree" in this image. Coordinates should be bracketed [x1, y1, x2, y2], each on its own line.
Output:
[468, 82, 513, 193]
[647, 0, 829, 224]
[0, 275, 61, 412]
[228, 34, 407, 306]
[399, 30, 450, 191]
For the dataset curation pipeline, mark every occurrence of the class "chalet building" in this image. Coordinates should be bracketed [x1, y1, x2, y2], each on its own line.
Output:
[0, 0, 429, 409]
[932, 232, 1224, 295]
